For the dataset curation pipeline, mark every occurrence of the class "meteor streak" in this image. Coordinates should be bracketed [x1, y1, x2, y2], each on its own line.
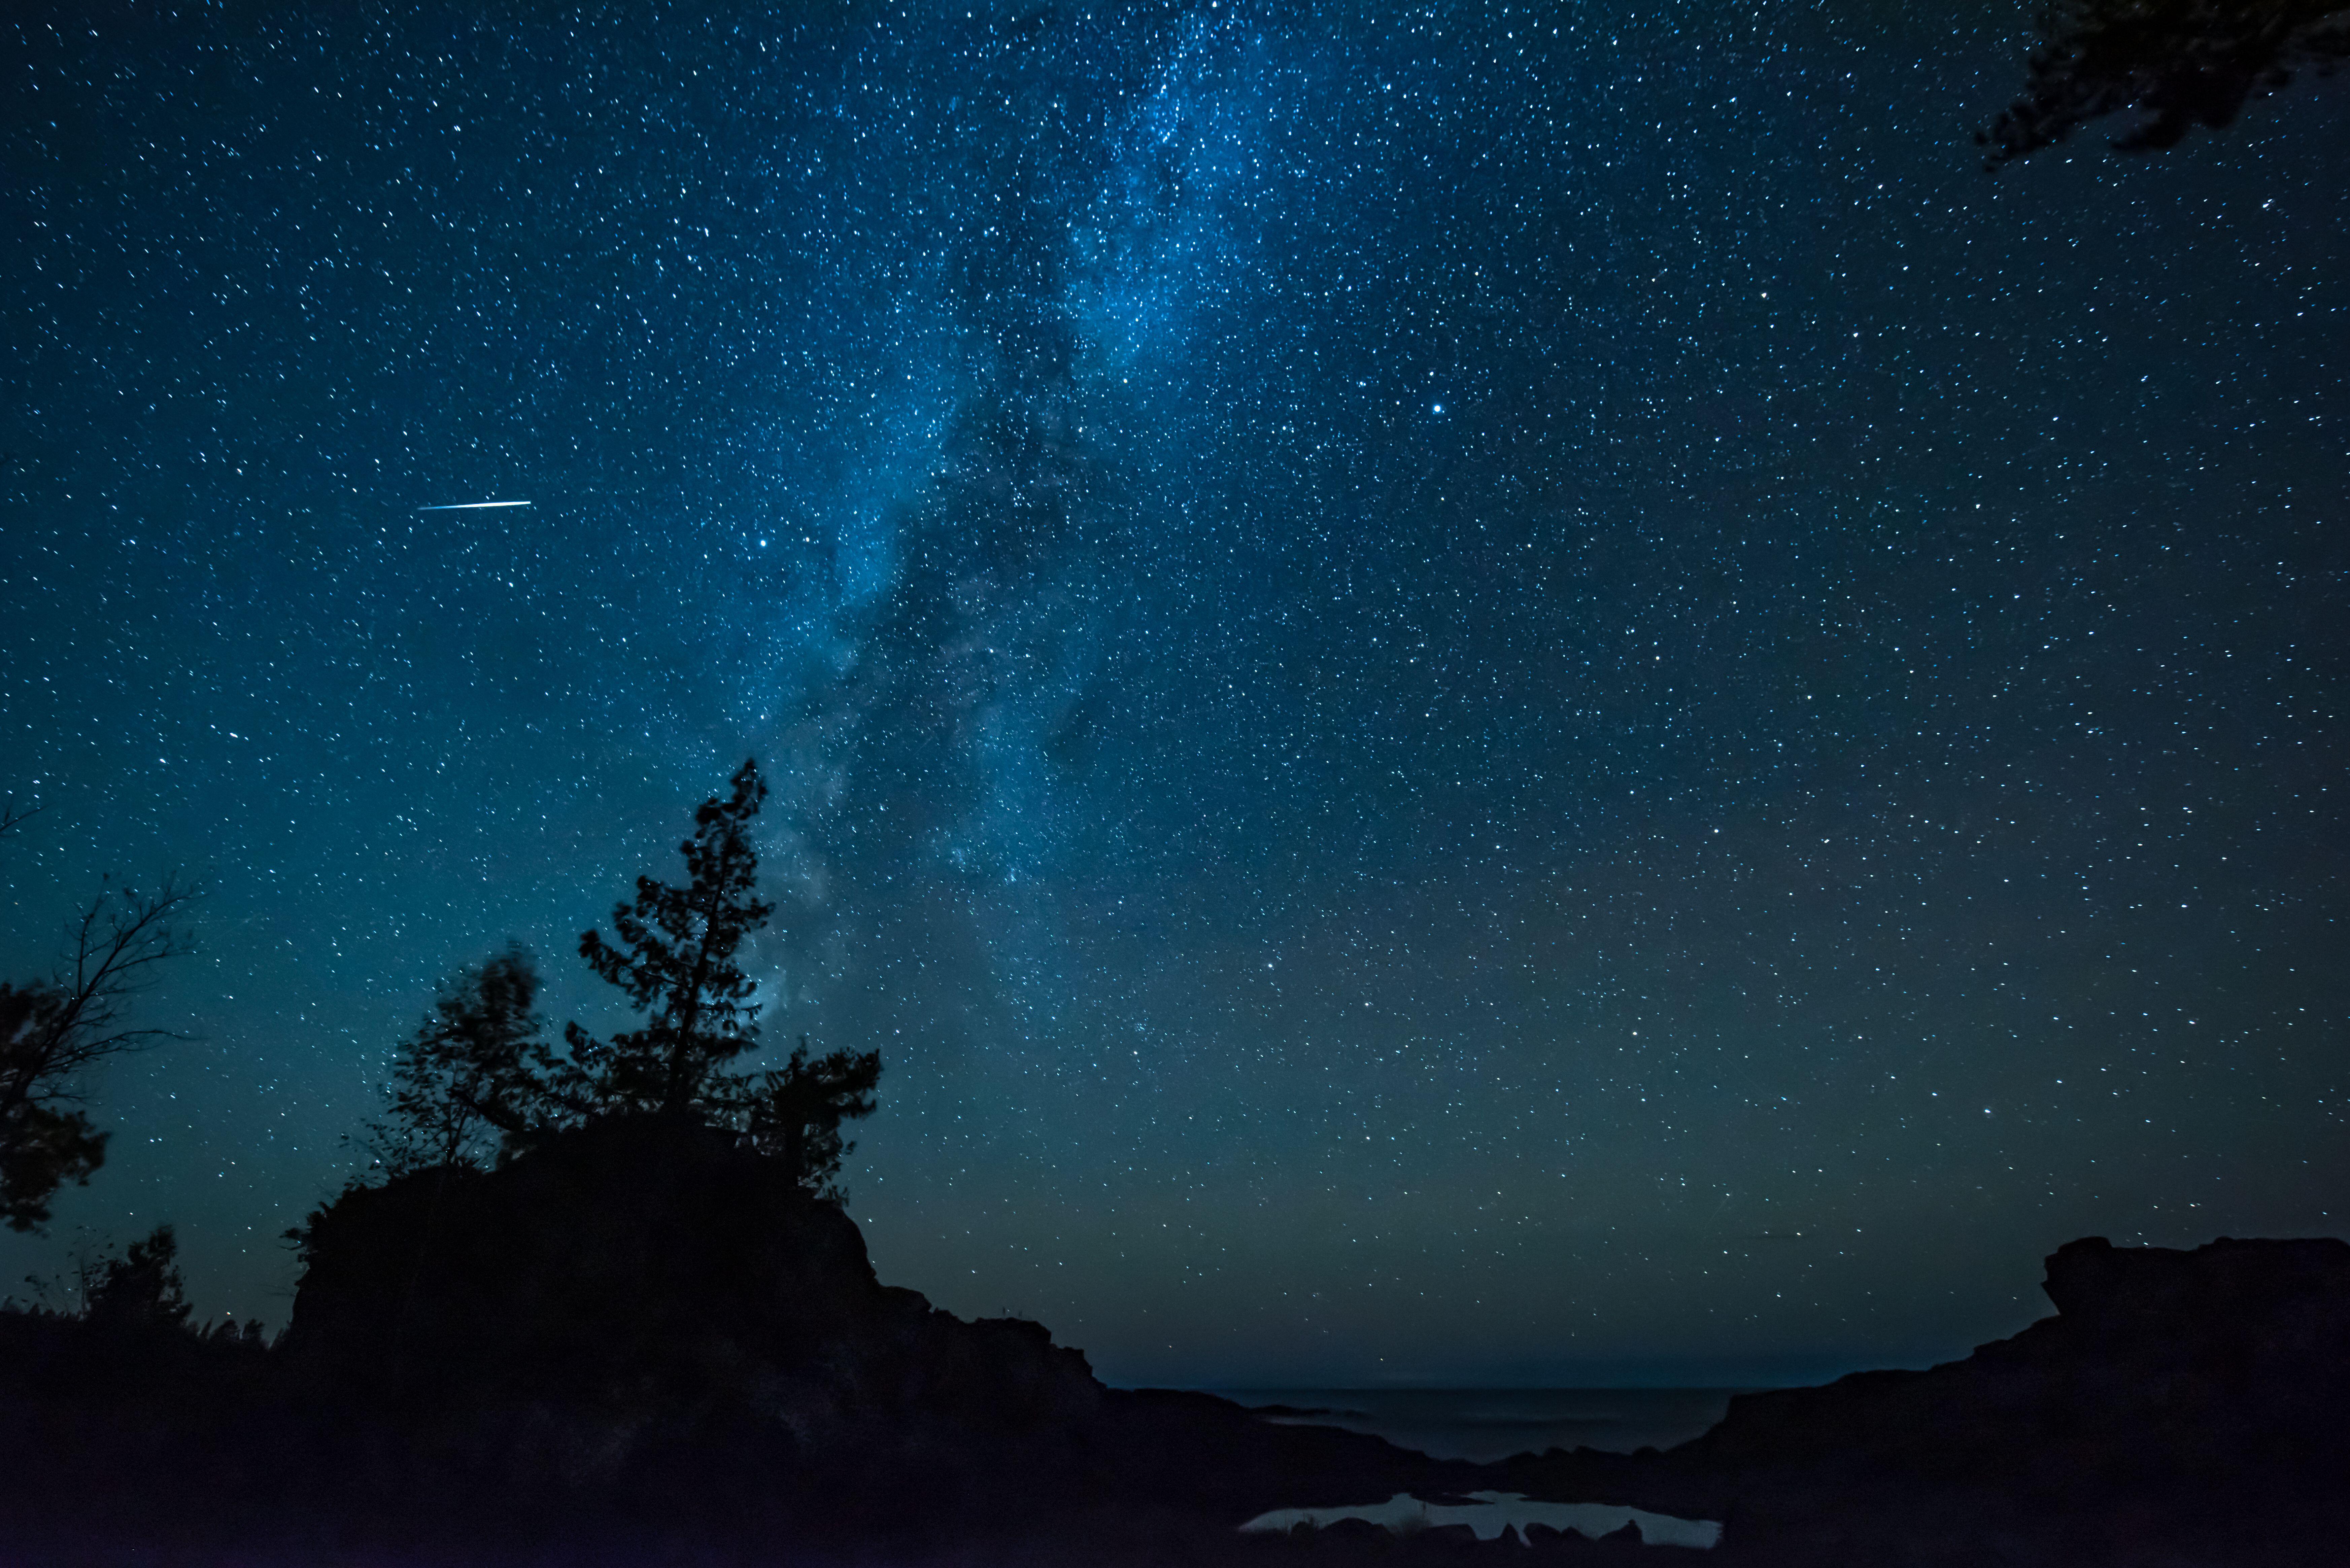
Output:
[415, 499, 534, 512]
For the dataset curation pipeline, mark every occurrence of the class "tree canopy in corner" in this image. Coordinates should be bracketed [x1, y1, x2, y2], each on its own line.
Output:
[1980, 0, 2349, 164]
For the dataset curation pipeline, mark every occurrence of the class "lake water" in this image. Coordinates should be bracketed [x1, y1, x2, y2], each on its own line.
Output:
[1240, 1491, 1722, 1549]
[1205, 1386, 1747, 1463]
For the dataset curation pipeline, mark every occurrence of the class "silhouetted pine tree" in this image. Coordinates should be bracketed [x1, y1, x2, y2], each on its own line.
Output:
[367, 945, 577, 1172]
[568, 760, 778, 1118]
[353, 762, 884, 1199]
[739, 1039, 882, 1196]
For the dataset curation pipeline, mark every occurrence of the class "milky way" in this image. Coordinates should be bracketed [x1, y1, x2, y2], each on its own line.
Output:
[4, 1, 2345, 1386]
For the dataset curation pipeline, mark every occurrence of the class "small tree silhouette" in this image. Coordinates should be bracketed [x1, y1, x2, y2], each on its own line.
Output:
[569, 760, 777, 1118]
[0, 865, 197, 1230]
[740, 1039, 882, 1196]
[367, 945, 579, 1173]
[354, 761, 886, 1203]
[80, 1224, 192, 1330]
[1980, 0, 2350, 165]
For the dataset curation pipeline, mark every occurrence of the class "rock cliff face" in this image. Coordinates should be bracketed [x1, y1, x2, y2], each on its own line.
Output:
[1658, 1236, 2350, 1565]
[1687, 1235, 2350, 1480]
[280, 1116, 1105, 1484]
[273, 1116, 1454, 1535]
[0, 1115, 1469, 1559]
[9, 1216, 2341, 1562]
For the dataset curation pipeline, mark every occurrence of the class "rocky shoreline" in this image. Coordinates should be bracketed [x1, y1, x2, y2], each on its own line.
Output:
[0, 1120, 2338, 1565]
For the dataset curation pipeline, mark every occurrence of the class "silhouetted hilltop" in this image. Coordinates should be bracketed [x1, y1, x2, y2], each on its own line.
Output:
[1687, 1234, 2350, 1483]
[14, 1172, 2339, 1563]
[285, 1116, 1097, 1443]
[1499, 1235, 2350, 1566]
[1, 1116, 1464, 1560]
[273, 1114, 1137, 1536]
[272, 1114, 1459, 1541]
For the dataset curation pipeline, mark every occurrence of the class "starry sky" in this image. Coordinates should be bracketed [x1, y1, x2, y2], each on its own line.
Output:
[3, 1, 2345, 1388]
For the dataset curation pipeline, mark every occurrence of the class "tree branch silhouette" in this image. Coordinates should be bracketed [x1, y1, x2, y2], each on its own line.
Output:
[0, 876, 200, 1229]
[1981, 0, 2350, 166]
[571, 758, 776, 1119]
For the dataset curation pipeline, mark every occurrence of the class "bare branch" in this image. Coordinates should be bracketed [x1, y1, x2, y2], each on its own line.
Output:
[25, 877, 202, 1098]
[1, 876, 200, 1229]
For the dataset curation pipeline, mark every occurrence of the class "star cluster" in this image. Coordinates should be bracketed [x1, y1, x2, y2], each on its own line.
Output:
[3, 0, 2345, 1385]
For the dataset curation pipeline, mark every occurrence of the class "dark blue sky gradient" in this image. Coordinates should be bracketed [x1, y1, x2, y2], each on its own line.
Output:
[4, 0, 2345, 1386]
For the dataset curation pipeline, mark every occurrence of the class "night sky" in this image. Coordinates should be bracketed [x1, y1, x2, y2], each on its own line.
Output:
[4, 1, 2345, 1389]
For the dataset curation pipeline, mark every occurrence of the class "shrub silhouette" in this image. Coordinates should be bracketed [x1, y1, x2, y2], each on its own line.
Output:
[1981, 0, 2350, 164]
[79, 1223, 191, 1331]
[368, 762, 882, 1193]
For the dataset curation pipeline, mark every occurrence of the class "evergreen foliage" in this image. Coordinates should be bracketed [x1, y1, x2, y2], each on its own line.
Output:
[365, 946, 579, 1174]
[79, 1223, 191, 1330]
[1981, 0, 2349, 164]
[0, 1013, 108, 1231]
[739, 1039, 883, 1196]
[570, 759, 777, 1118]
[364, 760, 883, 1195]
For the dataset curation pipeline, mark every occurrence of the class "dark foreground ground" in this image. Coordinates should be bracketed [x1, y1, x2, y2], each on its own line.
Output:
[2, 1124, 2340, 1567]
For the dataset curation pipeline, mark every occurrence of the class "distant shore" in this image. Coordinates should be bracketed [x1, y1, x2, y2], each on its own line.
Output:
[1204, 1387, 1750, 1462]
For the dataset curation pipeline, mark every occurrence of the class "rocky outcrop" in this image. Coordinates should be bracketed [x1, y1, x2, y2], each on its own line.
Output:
[1685, 1235, 2349, 1479]
[1649, 1236, 2350, 1565]
[270, 1116, 1459, 1537]
[0, 1116, 1469, 1559]
[277, 1115, 1108, 1505]
[38, 1138, 2336, 1567]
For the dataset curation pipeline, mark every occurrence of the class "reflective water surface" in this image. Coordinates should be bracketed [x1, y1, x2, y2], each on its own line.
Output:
[1240, 1490, 1723, 1549]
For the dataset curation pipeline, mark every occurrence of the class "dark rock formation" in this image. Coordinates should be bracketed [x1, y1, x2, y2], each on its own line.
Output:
[1687, 1235, 2348, 1476]
[281, 1116, 1102, 1478]
[17, 1190, 2338, 1565]
[260, 1115, 1178, 1541]
[1, 1116, 1472, 1559]
[1635, 1236, 2350, 1565]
